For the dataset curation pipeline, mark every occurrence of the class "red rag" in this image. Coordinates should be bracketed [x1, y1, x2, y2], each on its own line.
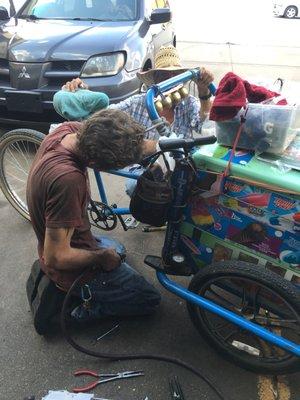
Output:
[209, 72, 285, 122]
[209, 72, 246, 121]
[244, 81, 280, 103]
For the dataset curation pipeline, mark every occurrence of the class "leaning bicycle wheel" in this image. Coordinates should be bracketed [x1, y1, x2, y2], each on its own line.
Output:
[187, 261, 300, 374]
[0, 129, 45, 220]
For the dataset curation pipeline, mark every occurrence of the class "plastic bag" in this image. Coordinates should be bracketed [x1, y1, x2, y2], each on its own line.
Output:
[155, 131, 179, 172]
[42, 390, 94, 400]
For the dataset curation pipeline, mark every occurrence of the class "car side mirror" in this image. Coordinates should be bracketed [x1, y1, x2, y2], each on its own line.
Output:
[0, 6, 9, 20]
[150, 8, 171, 24]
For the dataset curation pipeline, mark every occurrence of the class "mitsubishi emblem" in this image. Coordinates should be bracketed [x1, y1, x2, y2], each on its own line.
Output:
[18, 66, 31, 79]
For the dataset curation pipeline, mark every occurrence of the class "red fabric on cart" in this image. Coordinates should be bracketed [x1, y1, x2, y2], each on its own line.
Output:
[209, 72, 287, 121]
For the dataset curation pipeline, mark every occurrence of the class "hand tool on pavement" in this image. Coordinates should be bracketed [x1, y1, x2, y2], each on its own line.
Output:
[96, 324, 120, 341]
[169, 376, 185, 400]
[42, 390, 114, 399]
[73, 370, 144, 393]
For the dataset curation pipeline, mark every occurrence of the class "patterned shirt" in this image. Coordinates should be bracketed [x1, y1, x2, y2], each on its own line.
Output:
[109, 93, 204, 140]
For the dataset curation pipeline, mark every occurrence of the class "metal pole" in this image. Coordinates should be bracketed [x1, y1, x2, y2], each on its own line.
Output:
[157, 271, 300, 356]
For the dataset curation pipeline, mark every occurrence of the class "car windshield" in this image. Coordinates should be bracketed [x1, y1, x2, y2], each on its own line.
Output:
[19, 0, 138, 21]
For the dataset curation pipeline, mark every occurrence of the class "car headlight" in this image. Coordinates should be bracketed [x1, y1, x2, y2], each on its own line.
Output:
[81, 52, 125, 78]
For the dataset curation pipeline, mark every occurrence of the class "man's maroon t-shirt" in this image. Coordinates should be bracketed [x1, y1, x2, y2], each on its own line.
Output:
[27, 122, 98, 289]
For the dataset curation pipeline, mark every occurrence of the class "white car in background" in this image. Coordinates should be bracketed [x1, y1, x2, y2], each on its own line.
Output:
[273, 1, 300, 18]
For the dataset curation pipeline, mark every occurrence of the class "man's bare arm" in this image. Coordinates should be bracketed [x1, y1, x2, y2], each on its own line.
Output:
[62, 78, 88, 92]
[199, 98, 212, 121]
[197, 67, 214, 120]
[142, 139, 157, 156]
[44, 227, 120, 272]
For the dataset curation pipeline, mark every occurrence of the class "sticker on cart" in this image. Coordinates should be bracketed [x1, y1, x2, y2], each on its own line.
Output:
[181, 235, 201, 255]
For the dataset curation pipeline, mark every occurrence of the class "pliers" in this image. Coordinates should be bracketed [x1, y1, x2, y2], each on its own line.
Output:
[73, 369, 144, 393]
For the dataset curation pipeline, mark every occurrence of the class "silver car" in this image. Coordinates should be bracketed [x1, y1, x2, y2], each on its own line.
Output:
[0, 0, 175, 124]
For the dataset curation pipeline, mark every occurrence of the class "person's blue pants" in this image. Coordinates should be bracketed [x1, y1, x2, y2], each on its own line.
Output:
[72, 235, 161, 321]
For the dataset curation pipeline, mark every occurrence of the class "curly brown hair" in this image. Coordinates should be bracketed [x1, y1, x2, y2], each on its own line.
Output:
[77, 108, 145, 170]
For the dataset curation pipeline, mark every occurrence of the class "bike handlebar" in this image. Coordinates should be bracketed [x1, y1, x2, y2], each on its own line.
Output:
[159, 135, 217, 152]
[145, 68, 217, 124]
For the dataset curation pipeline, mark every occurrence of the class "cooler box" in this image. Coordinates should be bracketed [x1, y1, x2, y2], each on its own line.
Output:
[215, 103, 300, 155]
[178, 143, 300, 286]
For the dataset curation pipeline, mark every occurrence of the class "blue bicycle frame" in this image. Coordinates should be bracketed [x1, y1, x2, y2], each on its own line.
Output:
[93, 168, 138, 216]
[92, 68, 213, 217]
[93, 68, 300, 357]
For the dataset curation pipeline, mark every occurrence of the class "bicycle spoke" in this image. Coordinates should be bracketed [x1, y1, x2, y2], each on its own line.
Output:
[210, 319, 234, 333]
[22, 140, 33, 169]
[241, 286, 247, 310]
[254, 315, 299, 330]
[250, 335, 268, 358]
[206, 286, 243, 312]
[5, 171, 27, 184]
[223, 327, 243, 342]
[14, 140, 31, 169]
[4, 157, 29, 176]
[248, 284, 261, 313]
[11, 141, 29, 167]
[6, 147, 25, 173]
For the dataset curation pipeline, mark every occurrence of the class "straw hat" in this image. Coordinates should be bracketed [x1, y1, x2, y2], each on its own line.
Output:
[137, 45, 188, 87]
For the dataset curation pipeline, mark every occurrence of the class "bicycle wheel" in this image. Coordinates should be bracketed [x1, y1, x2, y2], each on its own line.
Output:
[0, 129, 45, 220]
[187, 261, 300, 374]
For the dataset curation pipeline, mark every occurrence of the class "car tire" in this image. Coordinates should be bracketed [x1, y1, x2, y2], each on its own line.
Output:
[284, 6, 298, 18]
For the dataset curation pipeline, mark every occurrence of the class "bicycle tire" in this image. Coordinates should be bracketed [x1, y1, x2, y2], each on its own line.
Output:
[0, 129, 45, 220]
[187, 261, 300, 374]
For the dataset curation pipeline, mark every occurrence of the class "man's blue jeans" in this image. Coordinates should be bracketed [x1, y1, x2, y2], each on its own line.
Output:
[72, 235, 161, 321]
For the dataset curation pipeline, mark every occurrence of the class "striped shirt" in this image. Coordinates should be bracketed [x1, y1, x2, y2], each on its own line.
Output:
[109, 93, 204, 140]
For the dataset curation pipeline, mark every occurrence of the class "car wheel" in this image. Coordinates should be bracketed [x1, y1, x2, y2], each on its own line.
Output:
[284, 6, 298, 18]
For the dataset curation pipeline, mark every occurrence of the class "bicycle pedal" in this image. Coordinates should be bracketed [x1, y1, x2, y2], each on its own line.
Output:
[144, 255, 165, 272]
[124, 217, 140, 229]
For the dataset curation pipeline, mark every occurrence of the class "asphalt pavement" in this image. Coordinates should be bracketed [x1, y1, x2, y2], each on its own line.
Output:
[0, 174, 256, 400]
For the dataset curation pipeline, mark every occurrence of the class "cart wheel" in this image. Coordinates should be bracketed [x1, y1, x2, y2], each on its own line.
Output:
[187, 261, 300, 374]
[0, 129, 45, 220]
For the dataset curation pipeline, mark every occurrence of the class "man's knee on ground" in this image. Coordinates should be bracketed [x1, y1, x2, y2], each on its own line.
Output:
[139, 280, 161, 312]
[26, 260, 66, 335]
